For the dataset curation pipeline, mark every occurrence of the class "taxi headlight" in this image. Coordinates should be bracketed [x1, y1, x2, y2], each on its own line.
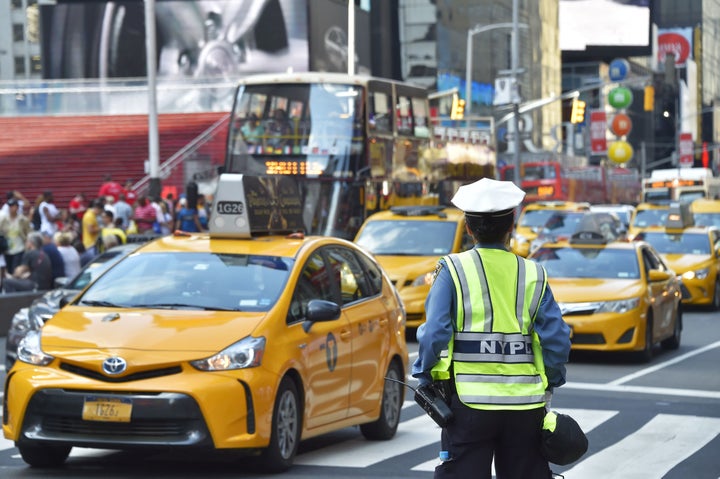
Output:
[411, 271, 434, 287]
[595, 297, 640, 314]
[682, 268, 709, 280]
[513, 234, 529, 244]
[190, 336, 266, 371]
[17, 331, 54, 366]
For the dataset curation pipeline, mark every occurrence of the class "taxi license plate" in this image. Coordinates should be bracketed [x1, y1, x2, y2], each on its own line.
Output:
[82, 397, 132, 422]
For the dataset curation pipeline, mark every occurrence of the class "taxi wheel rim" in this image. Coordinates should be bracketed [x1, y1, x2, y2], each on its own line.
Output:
[383, 366, 402, 426]
[276, 390, 298, 459]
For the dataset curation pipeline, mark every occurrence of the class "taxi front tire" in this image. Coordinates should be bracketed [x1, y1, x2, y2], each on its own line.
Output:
[259, 376, 301, 472]
[18, 442, 71, 468]
[360, 360, 403, 440]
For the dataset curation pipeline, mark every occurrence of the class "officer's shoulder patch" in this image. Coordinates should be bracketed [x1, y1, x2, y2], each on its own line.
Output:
[431, 261, 444, 283]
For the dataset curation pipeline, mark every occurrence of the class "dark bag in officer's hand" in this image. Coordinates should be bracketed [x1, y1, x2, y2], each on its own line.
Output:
[414, 383, 454, 428]
[541, 411, 589, 465]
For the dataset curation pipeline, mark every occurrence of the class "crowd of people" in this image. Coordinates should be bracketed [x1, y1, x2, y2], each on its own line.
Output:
[0, 175, 210, 293]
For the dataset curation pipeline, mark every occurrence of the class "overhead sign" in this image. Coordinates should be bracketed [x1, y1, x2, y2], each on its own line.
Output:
[589, 110, 607, 154]
[608, 140, 634, 165]
[610, 113, 632, 137]
[657, 28, 693, 67]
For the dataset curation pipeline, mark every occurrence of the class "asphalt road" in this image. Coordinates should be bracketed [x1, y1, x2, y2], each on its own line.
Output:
[1, 307, 719, 478]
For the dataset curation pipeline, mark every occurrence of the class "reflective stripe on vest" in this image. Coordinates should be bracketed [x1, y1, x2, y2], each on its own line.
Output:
[438, 248, 549, 410]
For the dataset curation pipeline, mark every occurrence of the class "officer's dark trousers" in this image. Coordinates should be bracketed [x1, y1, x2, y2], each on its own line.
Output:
[434, 394, 552, 479]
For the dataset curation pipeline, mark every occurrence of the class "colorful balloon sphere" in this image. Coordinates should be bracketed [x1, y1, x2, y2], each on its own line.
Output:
[608, 87, 633, 109]
[608, 140, 634, 164]
[610, 113, 632, 136]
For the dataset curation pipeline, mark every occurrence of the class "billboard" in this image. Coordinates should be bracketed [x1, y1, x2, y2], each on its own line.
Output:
[39, 0, 370, 80]
[560, 0, 652, 62]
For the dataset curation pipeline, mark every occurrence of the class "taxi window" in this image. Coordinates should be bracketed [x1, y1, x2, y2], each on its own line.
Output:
[533, 247, 640, 279]
[288, 252, 335, 324]
[632, 209, 668, 228]
[356, 252, 384, 296]
[325, 246, 373, 306]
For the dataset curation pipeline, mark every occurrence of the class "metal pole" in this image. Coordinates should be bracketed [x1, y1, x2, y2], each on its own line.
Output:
[465, 28, 474, 128]
[347, 0, 355, 76]
[511, 0, 521, 187]
[145, 0, 161, 199]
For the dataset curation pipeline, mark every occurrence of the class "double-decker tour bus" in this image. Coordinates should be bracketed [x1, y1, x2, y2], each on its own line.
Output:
[499, 161, 641, 205]
[224, 72, 494, 239]
[641, 167, 720, 203]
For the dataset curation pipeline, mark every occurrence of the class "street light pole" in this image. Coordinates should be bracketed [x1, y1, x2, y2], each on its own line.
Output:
[464, 13, 527, 186]
[511, 0, 521, 187]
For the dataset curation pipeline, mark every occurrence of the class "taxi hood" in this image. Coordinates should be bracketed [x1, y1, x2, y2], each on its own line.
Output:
[661, 254, 712, 274]
[40, 306, 267, 358]
[373, 256, 440, 287]
[549, 278, 645, 303]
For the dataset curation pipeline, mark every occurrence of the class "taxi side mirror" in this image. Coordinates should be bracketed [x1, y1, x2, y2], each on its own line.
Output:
[648, 269, 671, 282]
[302, 299, 342, 332]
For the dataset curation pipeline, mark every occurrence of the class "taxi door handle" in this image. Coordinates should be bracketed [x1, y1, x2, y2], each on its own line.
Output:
[340, 328, 352, 341]
[379, 318, 388, 328]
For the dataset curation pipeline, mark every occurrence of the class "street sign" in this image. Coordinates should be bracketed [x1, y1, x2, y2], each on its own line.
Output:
[589, 110, 607, 154]
[679, 133, 694, 167]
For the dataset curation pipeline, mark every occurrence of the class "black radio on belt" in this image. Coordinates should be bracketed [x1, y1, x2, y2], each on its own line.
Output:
[414, 383, 454, 428]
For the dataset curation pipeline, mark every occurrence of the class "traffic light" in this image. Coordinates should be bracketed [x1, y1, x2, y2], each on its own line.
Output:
[450, 94, 466, 120]
[570, 99, 586, 124]
[643, 85, 655, 111]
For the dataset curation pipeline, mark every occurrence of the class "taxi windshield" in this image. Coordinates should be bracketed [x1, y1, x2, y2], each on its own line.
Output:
[540, 212, 585, 236]
[520, 209, 565, 228]
[632, 209, 668, 228]
[532, 247, 640, 279]
[693, 212, 720, 228]
[356, 220, 457, 255]
[78, 252, 293, 312]
[635, 232, 710, 255]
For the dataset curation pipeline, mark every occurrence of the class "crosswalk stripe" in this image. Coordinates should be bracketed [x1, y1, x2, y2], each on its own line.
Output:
[294, 415, 441, 467]
[562, 414, 720, 478]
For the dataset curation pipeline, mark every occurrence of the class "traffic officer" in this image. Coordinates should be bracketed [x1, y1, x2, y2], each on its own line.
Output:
[412, 178, 572, 479]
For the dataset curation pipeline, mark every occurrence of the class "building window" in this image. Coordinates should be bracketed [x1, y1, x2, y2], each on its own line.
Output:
[11, 0, 23, 9]
[13, 24, 24, 42]
[31, 55, 42, 74]
[14, 57, 26, 75]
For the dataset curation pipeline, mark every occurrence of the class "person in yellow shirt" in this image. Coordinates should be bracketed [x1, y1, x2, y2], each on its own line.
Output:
[81, 200, 104, 251]
[98, 210, 127, 253]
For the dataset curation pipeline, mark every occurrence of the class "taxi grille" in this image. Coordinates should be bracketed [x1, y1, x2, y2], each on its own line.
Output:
[571, 333, 605, 345]
[60, 363, 182, 383]
[21, 389, 213, 447]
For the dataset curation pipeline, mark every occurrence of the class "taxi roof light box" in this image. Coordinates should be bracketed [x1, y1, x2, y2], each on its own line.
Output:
[210, 174, 304, 238]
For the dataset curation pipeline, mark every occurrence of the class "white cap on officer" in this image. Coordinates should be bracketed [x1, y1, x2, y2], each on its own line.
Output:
[451, 178, 525, 217]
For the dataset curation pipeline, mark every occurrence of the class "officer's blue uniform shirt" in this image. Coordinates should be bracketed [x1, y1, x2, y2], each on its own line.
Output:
[411, 243, 571, 389]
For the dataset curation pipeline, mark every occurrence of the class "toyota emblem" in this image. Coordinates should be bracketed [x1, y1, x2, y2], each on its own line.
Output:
[102, 356, 127, 375]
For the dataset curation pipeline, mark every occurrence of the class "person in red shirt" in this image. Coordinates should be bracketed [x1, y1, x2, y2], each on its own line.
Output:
[123, 179, 138, 206]
[68, 193, 87, 223]
[133, 196, 157, 234]
[97, 175, 123, 202]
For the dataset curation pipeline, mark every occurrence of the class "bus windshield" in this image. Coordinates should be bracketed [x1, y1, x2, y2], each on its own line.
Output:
[226, 82, 364, 178]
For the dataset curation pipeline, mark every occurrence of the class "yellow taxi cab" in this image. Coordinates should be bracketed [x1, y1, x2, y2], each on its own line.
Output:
[354, 206, 473, 330]
[690, 198, 720, 228]
[633, 203, 720, 310]
[511, 201, 590, 257]
[528, 227, 682, 362]
[628, 202, 670, 239]
[4, 175, 408, 471]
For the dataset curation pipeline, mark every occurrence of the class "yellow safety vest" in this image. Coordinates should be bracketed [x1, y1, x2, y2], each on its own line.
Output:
[431, 248, 550, 410]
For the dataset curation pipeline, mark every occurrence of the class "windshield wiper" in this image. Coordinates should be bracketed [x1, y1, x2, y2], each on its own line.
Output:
[129, 303, 240, 311]
[80, 300, 124, 308]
